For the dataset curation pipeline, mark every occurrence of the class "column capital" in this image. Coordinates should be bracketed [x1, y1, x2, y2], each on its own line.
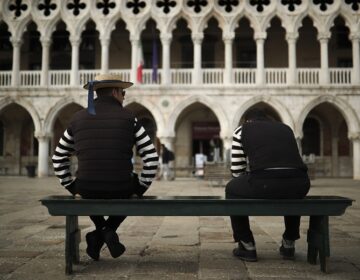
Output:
[34, 131, 52, 139]
[192, 33, 204, 44]
[317, 32, 331, 42]
[349, 132, 360, 141]
[10, 37, 22, 47]
[160, 33, 172, 44]
[286, 32, 299, 42]
[254, 32, 267, 40]
[40, 37, 52, 47]
[350, 32, 360, 41]
[223, 32, 235, 43]
[69, 35, 81, 46]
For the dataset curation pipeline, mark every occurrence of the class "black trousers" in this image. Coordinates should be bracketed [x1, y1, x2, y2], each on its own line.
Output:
[225, 169, 310, 243]
[74, 178, 142, 232]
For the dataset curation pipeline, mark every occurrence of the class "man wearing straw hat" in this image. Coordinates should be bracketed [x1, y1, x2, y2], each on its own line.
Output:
[52, 74, 159, 261]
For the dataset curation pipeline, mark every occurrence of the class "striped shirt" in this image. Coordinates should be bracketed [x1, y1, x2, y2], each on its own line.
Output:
[52, 117, 159, 189]
[230, 126, 248, 177]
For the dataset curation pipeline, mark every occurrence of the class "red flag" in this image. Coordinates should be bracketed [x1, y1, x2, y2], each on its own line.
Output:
[137, 42, 144, 83]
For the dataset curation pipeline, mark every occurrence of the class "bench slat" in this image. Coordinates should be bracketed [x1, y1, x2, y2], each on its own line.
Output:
[40, 195, 353, 217]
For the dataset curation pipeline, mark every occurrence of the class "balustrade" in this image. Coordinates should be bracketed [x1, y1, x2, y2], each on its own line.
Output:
[0, 68, 357, 88]
[233, 69, 256, 85]
[329, 68, 352, 85]
[0, 71, 12, 86]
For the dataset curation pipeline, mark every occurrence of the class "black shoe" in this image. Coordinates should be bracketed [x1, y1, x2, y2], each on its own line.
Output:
[101, 228, 126, 258]
[233, 242, 258, 262]
[279, 239, 295, 260]
[86, 230, 104, 261]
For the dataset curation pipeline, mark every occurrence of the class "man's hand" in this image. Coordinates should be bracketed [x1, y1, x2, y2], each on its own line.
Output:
[131, 172, 147, 198]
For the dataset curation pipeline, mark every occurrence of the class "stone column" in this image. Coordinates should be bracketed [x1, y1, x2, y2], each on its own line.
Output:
[70, 36, 80, 86]
[40, 37, 51, 87]
[318, 33, 330, 85]
[161, 34, 172, 85]
[221, 136, 233, 164]
[223, 33, 234, 85]
[130, 36, 139, 84]
[192, 33, 203, 85]
[331, 137, 339, 177]
[350, 33, 360, 85]
[286, 33, 298, 85]
[36, 133, 51, 177]
[10, 38, 22, 87]
[100, 36, 110, 74]
[255, 32, 266, 85]
[350, 133, 360, 180]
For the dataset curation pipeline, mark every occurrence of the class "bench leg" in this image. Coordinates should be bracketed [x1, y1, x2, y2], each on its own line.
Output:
[65, 215, 80, 274]
[307, 216, 330, 273]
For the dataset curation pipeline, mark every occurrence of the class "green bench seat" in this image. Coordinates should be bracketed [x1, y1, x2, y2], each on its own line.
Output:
[40, 195, 353, 275]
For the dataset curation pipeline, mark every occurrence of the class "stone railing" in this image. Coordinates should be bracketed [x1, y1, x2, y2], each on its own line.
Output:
[0, 68, 356, 88]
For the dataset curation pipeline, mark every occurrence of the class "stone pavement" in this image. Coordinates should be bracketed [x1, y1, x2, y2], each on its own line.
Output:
[0, 176, 359, 280]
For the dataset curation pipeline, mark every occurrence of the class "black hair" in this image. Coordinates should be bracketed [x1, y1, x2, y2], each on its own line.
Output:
[96, 87, 114, 96]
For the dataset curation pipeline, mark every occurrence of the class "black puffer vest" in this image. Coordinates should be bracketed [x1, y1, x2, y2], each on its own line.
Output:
[69, 96, 135, 182]
[242, 121, 307, 172]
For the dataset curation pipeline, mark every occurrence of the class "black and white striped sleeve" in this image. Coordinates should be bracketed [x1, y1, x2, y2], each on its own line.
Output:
[230, 126, 248, 177]
[52, 128, 75, 187]
[134, 118, 159, 188]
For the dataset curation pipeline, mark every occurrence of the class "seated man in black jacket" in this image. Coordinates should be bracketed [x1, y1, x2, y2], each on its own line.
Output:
[52, 74, 159, 261]
[226, 109, 310, 262]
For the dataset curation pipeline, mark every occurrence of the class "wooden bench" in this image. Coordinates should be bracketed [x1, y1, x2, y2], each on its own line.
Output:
[40, 195, 353, 275]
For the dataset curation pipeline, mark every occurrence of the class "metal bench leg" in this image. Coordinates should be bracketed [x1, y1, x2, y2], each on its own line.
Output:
[65, 215, 80, 274]
[307, 216, 330, 273]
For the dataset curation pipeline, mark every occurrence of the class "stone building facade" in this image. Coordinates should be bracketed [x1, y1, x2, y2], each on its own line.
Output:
[0, 0, 359, 179]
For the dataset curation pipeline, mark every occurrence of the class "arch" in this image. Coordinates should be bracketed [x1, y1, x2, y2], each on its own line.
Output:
[43, 97, 84, 135]
[11, 16, 33, 41]
[167, 12, 194, 34]
[232, 96, 294, 130]
[197, 11, 224, 34]
[0, 97, 42, 133]
[137, 16, 160, 36]
[167, 95, 229, 138]
[123, 96, 165, 136]
[230, 14, 257, 35]
[103, 16, 127, 40]
[296, 96, 360, 139]
[325, 11, 354, 32]
[294, 12, 321, 34]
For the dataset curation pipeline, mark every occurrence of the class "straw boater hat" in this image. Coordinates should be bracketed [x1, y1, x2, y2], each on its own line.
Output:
[83, 74, 133, 115]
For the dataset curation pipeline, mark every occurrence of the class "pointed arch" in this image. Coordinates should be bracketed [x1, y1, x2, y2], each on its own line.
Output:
[43, 97, 84, 134]
[167, 13, 194, 34]
[167, 95, 229, 138]
[0, 96, 42, 133]
[197, 11, 224, 33]
[296, 96, 360, 139]
[124, 96, 165, 136]
[232, 96, 294, 130]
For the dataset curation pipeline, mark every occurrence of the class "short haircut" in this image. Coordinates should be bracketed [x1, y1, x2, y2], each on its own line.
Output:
[96, 87, 114, 96]
[244, 108, 268, 121]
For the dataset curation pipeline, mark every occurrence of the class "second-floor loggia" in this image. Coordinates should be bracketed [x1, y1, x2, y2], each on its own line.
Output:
[0, 16, 359, 88]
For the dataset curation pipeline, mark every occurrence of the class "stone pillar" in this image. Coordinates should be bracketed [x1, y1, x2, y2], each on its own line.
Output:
[221, 136, 233, 164]
[10, 38, 22, 87]
[350, 33, 360, 85]
[36, 134, 51, 177]
[286, 33, 298, 85]
[192, 33, 203, 85]
[331, 137, 339, 177]
[100, 36, 110, 74]
[255, 32, 266, 85]
[350, 133, 360, 180]
[70, 36, 80, 86]
[223, 33, 234, 85]
[161, 34, 172, 85]
[40, 37, 51, 87]
[318, 34, 330, 85]
[130, 37, 139, 84]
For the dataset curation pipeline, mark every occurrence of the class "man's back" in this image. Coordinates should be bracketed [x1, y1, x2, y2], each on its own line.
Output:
[242, 121, 306, 172]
